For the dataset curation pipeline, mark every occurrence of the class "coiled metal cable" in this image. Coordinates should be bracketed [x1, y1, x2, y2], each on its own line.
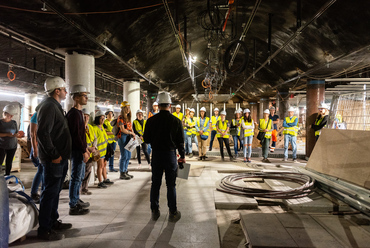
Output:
[217, 172, 315, 199]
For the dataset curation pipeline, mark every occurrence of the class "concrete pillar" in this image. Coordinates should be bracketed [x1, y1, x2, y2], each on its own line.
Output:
[196, 102, 199, 117]
[210, 103, 213, 115]
[124, 81, 140, 118]
[223, 102, 226, 111]
[259, 98, 270, 119]
[249, 102, 258, 122]
[306, 79, 325, 158]
[23, 93, 37, 135]
[65, 51, 95, 113]
[276, 89, 289, 119]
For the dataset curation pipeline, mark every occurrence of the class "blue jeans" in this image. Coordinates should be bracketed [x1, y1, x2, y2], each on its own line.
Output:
[108, 142, 117, 169]
[30, 148, 44, 195]
[147, 143, 152, 155]
[117, 134, 131, 173]
[209, 130, 217, 150]
[38, 159, 68, 232]
[184, 130, 188, 153]
[186, 134, 198, 153]
[69, 150, 86, 207]
[150, 150, 177, 213]
[232, 135, 243, 155]
[284, 134, 297, 159]
[243, 136, 253, 158]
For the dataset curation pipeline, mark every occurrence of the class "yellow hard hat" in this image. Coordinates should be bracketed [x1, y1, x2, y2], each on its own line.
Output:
[121, 101, 130, 108]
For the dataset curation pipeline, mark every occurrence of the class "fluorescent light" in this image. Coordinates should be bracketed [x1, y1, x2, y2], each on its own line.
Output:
[0, 92, 25, 97]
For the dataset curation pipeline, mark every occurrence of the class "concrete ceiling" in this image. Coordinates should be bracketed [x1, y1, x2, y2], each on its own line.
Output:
[0, 0, 370, 103]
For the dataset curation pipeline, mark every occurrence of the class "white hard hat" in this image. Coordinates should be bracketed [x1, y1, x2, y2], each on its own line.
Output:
[263, 109, 270, 114]
[288, 106, 295, 112]
[105, 108, 114, 115]
[220, 110, 227, 115]
[44, 76, 66, 93]
[200, 107, 206, 112]
[157, 92, 172, 104]
[186, 107, 190, 110]
[175, 104, 181, 109]
[70, 84, 90, 95]
[214, 108, 219, 112]
[95, 110, 105, 117]
[3, 105, 17, 116]
[234, 110, 241, 114]
[95, 105, 100, 110]
[82, 108, 90, 115]
[238, 108, 243, 112]
[318, 103, 329, 109]
[190, 108, 195, 113]
[243, 108, 250, 113]
[136, 109, 144, 115]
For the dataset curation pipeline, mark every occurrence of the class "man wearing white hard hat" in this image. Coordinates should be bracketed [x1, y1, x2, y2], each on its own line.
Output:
[184, 108, 198, 158]
[283, 107, 299, 162]
[216, 110, 234, 161]
[133, 109, 150, 168]
[36, 76, 72, 240]
[195, 107, 210, 160]
[231, 109, 243, 158]
[172, 104, 183, 121]
[66, 84, 91, 216]
[311, 102, 329, 141]
[258, 109, 273, 163]
[144, 92, 185, 222]
[209, 107, 220, 151]
[104, 108, 118, 172]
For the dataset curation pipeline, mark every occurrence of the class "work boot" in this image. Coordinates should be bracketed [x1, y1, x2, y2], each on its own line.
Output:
[81, 190, 92, 195]
[98, 182, 108, 188]
[69, 204, 90, 215]
[126, 171, 134, 179]
[52, 220, 72, 231]
[120, 172, 131, 180]
[38, 229, 65, 241]
[77, 199, 90, 208]
[151, 209, 160, 221]
[169, 210, 181, 222]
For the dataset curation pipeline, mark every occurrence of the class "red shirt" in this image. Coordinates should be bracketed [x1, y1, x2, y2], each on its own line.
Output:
[117, 115, 132, 138]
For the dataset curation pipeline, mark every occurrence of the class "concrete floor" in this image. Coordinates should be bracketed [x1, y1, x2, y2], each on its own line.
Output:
[6, 148, 370, 248]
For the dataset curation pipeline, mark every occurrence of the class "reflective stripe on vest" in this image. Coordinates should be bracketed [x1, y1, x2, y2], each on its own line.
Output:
[243, 120, 254, 137]
[186, 117, 197, 135]
[259, 119, 272, 138]
[216, 120, 229, 138]
[283, 116, 298, 136]
[86, 124, 95, 158]
[211, 115, 220, 130]
[173, 112, 183, 121]
[232, 119, 242, 136]
[104, 119, 116, 144]
[133, 119, 146, 142]
[315, 116, 324, 136]
[196, 117, 210, 136]
[94, 125, 108, 157]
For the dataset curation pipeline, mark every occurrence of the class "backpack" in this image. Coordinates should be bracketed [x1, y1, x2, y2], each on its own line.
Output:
[111, 119, 120, 137]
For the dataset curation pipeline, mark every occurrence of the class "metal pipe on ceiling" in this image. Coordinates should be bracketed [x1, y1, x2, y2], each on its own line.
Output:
[325, 78, 370, 82]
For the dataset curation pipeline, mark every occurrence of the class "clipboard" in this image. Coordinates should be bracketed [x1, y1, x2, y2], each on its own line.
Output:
[177, 163, 191, 180]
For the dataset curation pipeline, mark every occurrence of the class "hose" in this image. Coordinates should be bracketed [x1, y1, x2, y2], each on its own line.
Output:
[217, 172, 315, 199]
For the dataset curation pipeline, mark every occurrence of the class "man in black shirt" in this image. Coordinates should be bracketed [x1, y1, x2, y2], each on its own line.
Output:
[143, 92, 185, 222]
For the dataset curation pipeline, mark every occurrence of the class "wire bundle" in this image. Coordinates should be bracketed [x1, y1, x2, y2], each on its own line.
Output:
[217, 172, 315, 199]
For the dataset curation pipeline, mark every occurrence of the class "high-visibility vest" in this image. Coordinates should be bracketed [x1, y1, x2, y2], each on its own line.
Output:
[93, 125, 108, 157]
[86, 124, 95, 158]
[216, 120, 229, 138]
[211, 115, 220, 130]
[243, 119, 254, 137]
[133, 119, 146, 142]
[185, 117, 197, 135]
[173, 112, 183, 121]
[283, 116, 298, 136]
[196, 117, 210, 136]
[104, 119, 116, 144]
[259, 119, 272, 138]
[314, 116, 325, 136]
[232, 118, 242, 136]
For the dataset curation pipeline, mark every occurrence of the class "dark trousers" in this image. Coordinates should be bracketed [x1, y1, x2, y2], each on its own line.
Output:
[0, 147, 17, 176]
[150, 150, 177, 213]
[217, 137, 233, 159]
[136, 143, 150, 164]
[209, 130, 217, 150]
[262, 138, 270, 159]
[38, 159, 68, 233]
[81, 158, 93, 193]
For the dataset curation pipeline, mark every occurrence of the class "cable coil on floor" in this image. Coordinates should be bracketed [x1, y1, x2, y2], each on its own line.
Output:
[217, 172, 315, 199]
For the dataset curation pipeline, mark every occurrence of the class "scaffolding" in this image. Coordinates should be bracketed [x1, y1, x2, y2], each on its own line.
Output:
[329, 90, 370, 131]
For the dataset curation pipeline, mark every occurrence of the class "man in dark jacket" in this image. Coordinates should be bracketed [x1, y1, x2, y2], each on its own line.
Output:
[36, 76, 72, 241]
[311, 103, 329, 141]
[143, 92, 185, 222]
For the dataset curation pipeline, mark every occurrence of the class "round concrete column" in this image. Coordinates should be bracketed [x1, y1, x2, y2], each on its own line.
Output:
[249, 102, 258, 122]
[306, 79, 325, 158]
[276, 90, 289, 119]
[65, 51, 95, 113]
[259, 98, 270, 119]
[23, 93, 38, 134]
[124, 81, 140, 118]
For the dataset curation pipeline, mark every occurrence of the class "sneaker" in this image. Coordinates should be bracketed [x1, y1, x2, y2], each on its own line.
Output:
[282, 158, 288, 162]
[77, 199, 90, 208]
[69, 204, 90, 215]
[81, 190, 92, 195]
[119, 172, 131, 180]
[169, 211, 181, 222]
[264, 158, 271, 163]
[52, 220, 72, 231]
[209, 148, 212, 151]
[189, 153, 193, 158]
[103, 179, 114, 184]
[109, 168, 118, 172]
[126, 172, 134, 179]
[247, 158, 252, 163]
[38, 229, 65, 241]
[98, 182, 108, 188]
[244, 157, 247, 162]
[293, 159, 299, 163]
[31, 193, 40, 204]
[151, 209, 160, 221]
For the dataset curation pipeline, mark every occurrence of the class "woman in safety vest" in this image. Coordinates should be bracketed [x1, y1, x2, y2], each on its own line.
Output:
[231, 109, 243, 158]
[216, 111, 233, 161]
[133, 109, 150, 168]
[258, 109, 273, 163]
[195, 107, 209, 161]
[104, 108, 118, 172]
[184, 108, 198, 158]
[241, 108, 255, 163]
[93, 111, 114, 188]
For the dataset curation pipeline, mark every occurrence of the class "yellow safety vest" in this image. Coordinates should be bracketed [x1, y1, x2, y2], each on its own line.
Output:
[211, 115, 220, 130]
[185, 117, 197, 135]
[216, 120, 229, 138]
[283, 116, 298, 136]
[104, 119, 116, 144]
[85, 124, 95, 158]
[259, 119, 272, 138]
[243, 119, 254, 137]
[173, 112, 183, 121]
[232, 119, 242, 136]
[314, 116, 324, 136]
[196, 117, 210, 136]
[133, 119, 146, 142]
[93, 125, 108, 157]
